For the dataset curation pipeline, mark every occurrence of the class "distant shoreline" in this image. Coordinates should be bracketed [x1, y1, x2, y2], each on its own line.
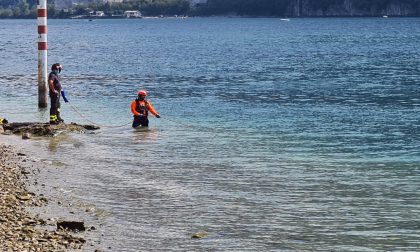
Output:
[1, 15, 420, 20]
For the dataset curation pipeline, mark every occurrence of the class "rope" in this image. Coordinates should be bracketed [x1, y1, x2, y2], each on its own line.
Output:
[68, 103, 132, 129]
[3, 101, 225, 133]
[69, 104, 223, 133]
[160, 116, 225, 134]
[69, 104, 204, 131]
[160, 116, 196, 129]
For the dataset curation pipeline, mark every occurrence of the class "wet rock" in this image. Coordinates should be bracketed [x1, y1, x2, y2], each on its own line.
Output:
[21, 170, 30, 175]
[22, 133, 31, 139]
[17, 194, 32, 201]
[39, 197, 48, 203]
[57, 221, 86, 232]
[79, 124, 100, 130]
[191, 232, 209, 239]
[2, 129, 12, 135]
[3, 122, 100, 137]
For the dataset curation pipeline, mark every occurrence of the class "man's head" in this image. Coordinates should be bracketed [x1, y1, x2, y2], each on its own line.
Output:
[51, 63, 63, 74]
[137, 90, 147, 100]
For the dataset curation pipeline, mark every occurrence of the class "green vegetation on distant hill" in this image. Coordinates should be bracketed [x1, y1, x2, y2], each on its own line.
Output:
[98, 0, 190, 16]
[0, 0, 419, 18]
[0, 0, 190, 18]
[0, 0, 36, 18]
[193, 0, 420, 17]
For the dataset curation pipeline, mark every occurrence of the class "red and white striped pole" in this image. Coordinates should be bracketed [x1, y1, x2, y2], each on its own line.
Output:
[37, 0, 48, 108]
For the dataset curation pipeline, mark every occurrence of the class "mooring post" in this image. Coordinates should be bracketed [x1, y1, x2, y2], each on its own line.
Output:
[37, 0, 48, 108]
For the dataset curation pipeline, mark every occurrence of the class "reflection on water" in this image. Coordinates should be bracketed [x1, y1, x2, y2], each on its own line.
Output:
[131, 128, 160, 144]
[47, 134, 72, 153]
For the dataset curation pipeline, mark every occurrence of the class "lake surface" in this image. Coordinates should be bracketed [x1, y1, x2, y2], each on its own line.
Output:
[1, 17, 420, 251]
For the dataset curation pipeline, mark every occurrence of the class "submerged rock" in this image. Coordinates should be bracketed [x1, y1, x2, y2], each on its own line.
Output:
[22, 133, 31, 139]
[57, 220, 86, 232]
[191, 232, 209, 239]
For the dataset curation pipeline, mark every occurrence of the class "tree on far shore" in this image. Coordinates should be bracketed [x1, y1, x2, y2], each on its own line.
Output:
[0, 0, 419, 18]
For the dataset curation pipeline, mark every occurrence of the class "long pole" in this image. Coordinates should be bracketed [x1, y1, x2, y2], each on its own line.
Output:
[37, 0, 48, 108]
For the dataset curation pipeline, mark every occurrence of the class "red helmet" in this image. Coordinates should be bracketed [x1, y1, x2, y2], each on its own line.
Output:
[138, 90, 147, 97]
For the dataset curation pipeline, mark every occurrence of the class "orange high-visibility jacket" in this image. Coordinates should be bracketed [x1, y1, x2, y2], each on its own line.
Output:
[131, 99, 158, 117]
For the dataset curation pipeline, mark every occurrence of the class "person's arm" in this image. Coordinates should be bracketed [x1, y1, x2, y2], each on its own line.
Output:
[48, 78, 58, 94]
[131, 101, 141, 116]
[146, 102, 160, 117]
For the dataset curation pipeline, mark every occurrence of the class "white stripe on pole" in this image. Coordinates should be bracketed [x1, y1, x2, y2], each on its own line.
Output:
[37, 17, 47, 25]
[37, 0, 46, 8]
[38, 34, 47, 42]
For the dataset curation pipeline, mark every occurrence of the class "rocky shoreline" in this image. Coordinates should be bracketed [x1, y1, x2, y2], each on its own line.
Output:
[0, 144, 86, 252]
[0, 143, 88, 251]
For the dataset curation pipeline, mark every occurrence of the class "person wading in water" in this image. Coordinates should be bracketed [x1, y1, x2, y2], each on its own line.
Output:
[131, 90, 160, 128]
[48, 63, 64, 124]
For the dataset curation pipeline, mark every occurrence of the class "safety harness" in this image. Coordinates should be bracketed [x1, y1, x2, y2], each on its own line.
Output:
[135, 99, 150, 116]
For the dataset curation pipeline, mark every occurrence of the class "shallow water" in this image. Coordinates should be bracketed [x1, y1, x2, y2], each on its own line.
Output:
[1, 18, 420, 251]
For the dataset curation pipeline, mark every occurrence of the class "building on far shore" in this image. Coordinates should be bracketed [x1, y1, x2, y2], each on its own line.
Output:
[124, 10, 142, 18]
[89, 10, 105, 17]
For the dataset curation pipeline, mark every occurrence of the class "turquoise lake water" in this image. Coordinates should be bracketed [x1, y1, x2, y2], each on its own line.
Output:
[1, 18, 420, 251]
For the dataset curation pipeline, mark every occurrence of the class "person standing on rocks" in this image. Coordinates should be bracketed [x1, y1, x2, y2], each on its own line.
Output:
[48, 63, 64, 124]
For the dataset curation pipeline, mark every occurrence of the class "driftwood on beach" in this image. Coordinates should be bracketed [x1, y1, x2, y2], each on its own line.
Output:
[1, 122, 100, 137]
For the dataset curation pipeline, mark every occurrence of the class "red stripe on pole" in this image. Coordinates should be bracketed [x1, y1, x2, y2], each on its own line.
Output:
[38, 25, 47, 34]
[37, 9, 47, 17]
[38, 42, 48, 50]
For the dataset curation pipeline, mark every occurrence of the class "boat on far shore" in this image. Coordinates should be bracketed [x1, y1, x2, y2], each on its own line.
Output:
[124, 10, 142, 18]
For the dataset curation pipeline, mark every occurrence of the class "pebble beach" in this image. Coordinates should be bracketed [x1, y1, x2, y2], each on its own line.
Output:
[0, 143, 87, 251]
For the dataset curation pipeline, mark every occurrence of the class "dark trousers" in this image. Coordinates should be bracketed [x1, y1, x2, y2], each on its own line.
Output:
[132, 115, 149, 128]
[50, 94, 61, 122]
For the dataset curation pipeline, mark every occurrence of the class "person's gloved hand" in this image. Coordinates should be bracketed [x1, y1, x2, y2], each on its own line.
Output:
[61, 90, 69, 103]
[156, 114, 161, 118]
